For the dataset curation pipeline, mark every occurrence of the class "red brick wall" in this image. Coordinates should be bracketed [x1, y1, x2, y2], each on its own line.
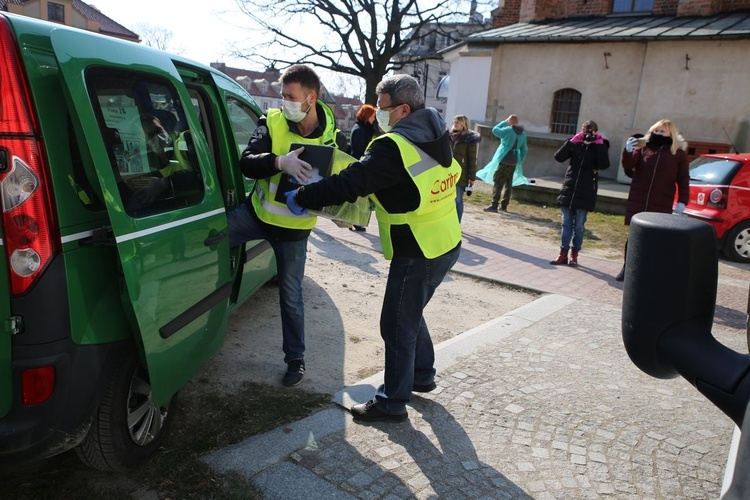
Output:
[653, 0, 680, 15]
[493, 0, 522, 27]
[518, 0, 533, 22]
[524, 0, 566, 20]
[491, 0, 750, 26]
[573, 0, 614, 16]
[720, 0, 750, 11]
[677, 0, 722, 15]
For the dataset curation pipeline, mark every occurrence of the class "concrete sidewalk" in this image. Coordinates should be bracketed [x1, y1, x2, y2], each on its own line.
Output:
[204, 217, 750, 499]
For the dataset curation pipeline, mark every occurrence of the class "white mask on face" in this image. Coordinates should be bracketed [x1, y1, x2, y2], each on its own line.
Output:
[376, 108, 395, 132]
[282, 94, 311, 123]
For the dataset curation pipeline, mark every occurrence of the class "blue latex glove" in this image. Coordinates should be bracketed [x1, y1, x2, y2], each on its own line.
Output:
[625, 137, 638, 153]
[673, 202, 686, 215]
[284, 189, 308, 216]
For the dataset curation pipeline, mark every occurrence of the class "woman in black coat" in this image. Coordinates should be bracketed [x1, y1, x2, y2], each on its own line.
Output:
[349, 104, 380, 159]
[550, 120, 610, 267]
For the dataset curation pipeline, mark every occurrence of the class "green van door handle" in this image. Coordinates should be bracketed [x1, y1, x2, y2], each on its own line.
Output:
[204, 231, 227, 247]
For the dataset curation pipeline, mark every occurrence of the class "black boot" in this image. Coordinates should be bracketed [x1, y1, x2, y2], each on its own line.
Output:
[615, 241, 628, 282]
[483, 203, 498, 213]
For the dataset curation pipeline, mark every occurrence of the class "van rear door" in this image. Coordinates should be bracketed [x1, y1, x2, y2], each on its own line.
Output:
[50, 30, 231, 405]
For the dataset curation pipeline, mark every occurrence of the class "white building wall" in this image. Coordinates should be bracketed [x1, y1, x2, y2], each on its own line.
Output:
[443, 48, 493, 128]
[451, 38, 750, 181]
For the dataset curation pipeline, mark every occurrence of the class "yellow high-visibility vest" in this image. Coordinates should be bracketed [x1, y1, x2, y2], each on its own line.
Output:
[369, 133, 461, 259]
[251, 104, 339, 229]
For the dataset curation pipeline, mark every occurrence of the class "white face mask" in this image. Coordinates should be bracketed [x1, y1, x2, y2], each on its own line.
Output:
[282, 94, 311, 123]
[376, 108, 395, 132]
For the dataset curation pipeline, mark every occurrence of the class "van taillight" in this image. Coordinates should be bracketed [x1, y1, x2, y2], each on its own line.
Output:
[0, 18, 59, 296]
[22, 366, 55, 405]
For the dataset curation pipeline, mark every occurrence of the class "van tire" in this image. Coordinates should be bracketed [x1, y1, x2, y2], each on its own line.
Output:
[75, 348, 176, 471]
[723, 221, 750, 263]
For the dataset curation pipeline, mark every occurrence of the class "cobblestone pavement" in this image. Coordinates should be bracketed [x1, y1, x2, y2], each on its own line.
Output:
[205, 217, 750, 499]
[289, 300, 737, 499]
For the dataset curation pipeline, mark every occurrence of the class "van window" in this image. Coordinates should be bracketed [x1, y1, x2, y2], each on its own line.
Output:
[186, 87, 222, 189]
[226, 97, 260, 155]
[86, 68, 204, 217]
[186, 88, 215, 161]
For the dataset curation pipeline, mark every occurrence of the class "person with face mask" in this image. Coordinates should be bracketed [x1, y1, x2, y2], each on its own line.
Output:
[226, 64, 347, 387]
[286, 74, 462, 423]
[549, 120, 610, 267]
[615, 118, 689, 281]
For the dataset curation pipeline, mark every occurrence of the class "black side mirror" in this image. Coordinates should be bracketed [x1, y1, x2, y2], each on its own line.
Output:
[622, 213, 750, 426]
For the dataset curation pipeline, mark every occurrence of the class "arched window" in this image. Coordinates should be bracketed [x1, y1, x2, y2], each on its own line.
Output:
[550, 89, 581, 135]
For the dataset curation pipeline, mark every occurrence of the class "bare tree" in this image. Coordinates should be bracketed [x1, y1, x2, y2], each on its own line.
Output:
[134, 23, 178, 53]
[232, 0, 493, 104]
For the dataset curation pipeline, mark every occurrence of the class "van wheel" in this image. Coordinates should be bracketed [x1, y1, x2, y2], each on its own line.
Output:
[75, 348, 176, 471]
[723, 221, 750, 263]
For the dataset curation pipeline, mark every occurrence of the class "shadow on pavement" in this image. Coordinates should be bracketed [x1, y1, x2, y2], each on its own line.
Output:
[461, 232, 551, 270]
[309, 227, 380, 275]
[382, 395, 532, 498]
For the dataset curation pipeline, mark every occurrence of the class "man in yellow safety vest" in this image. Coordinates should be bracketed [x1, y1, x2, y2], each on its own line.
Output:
[227, 64, 346, 387]
[287, 74, 462, 422]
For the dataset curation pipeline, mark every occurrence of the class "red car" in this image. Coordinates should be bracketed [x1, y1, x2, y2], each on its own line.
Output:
[683, 153, 750, 262]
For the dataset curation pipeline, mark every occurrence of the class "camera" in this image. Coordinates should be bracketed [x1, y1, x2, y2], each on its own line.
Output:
[465, 185, 473, 196]
[584, 130, 596, 143]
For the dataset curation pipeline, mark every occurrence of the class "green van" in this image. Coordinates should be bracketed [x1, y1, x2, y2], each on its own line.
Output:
[0, 13, 276, 470]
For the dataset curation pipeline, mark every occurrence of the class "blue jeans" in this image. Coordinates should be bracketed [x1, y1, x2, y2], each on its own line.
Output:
[227, 204, 307, 363]
[455, 186, 465, 222]
[560, 207, 589, 252]
[375, 244, 461, 414]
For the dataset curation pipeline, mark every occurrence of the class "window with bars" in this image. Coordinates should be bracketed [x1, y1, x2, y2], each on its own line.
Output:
[48, 2, 65, 23]
[550, 89, 581, 135]
[612, 0, 654, 14]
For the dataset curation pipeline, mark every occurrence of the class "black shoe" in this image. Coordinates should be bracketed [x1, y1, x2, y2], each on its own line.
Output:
[500, 205, 508, 212]
[350, 399, 408, 423]
[412, 381, 437, 393]
[483, 205, 498, 213]
[282, 359, 305, 387]
[615, 268, 625, 282]
[349, 225, 366, 232]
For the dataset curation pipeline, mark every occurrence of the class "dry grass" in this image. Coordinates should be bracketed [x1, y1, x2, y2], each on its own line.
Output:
[466, 187, 629, 256]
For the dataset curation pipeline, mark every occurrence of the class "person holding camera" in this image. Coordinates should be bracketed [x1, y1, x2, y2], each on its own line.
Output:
[450, 115, 480, 222]
[615, 118, 689, 281]
[550, 120, 610, 267]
